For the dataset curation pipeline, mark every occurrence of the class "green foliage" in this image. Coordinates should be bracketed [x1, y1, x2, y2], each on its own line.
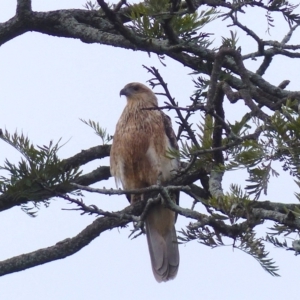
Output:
[223, 101, 300, 200]
[228, 184, 250, 216]
[179, 140, 193, 161]
[266, 101, 300, 178]
[2, 0, 300, 279]
[83, 1, 99, 10]
[165, 147, 181, 161]
[266, 235, 290, 250]
[228, 140, 265, 170]
[178, 115, 216, 172]
[267, 0, 300, 27]
[268, 221, 296, 237]
[188, 116, 214, 161]
[80, 119, 112, 145]
[128, 0, 168, 39]
[207, 184, 250, 224]
[198, 115, 213, 150]
[294, 182, 300, 203]
[178, 226, 225, 248]
[238, 230, 280, 276]
[266, 235, 300, 255]
[225, 119, 263, 171]
[228, 115, 252, 137]
[0, 130, 81, 216]
[172, 9, 217, 43]
[245, 162, 279, 200]
[129, 0, 218, 44]
[225, 132, 279, 201]
[190, 75, 210, 104]
[179, 220, 279, 276]
[173, 92, 300, 276]
[222, 30, 239, 49]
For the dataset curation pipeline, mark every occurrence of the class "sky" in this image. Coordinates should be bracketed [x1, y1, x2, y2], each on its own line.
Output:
[0, 1, 300, 299]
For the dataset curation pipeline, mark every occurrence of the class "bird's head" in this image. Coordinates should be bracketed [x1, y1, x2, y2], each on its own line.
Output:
[120, 82, 158, 106]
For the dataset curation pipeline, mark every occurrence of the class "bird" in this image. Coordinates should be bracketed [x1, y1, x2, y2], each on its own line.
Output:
[110, 82, 180, 282]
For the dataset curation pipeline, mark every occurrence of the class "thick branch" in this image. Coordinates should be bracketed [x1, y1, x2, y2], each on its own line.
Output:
[0, 166, 111, 213]
[0, 4, 299, 106]
[62, 144, 110, 171]
[0, 200, 145, 277]
[0, 145, 207, 213]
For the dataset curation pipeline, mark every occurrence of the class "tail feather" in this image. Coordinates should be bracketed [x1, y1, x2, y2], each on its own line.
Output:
[145, 206, 179, 282]
[164, 225, 179, 278]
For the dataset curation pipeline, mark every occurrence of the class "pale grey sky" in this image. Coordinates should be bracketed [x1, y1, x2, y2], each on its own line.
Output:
[0, 1, 299, 299]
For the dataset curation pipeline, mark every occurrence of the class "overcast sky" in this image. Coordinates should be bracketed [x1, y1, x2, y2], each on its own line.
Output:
[1, 1, 300, 299]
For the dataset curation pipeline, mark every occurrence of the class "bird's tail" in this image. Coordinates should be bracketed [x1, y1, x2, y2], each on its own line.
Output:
[145, 205, 179, 282]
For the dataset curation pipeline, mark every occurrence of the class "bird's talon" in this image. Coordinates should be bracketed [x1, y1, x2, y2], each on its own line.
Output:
[128, 220, 145, 239]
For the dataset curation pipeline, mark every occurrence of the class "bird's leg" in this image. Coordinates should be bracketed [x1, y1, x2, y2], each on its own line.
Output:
[129, 223, 145, 240]
[129, 193, 146, 239]
[156, 171, 166, 206]
[128, 194, 156, 239]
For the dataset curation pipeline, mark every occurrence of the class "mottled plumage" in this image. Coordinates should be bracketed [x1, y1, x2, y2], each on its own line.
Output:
[110, 82, 180, 282]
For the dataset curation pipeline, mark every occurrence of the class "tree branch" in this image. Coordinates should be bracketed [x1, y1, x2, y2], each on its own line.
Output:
[0, 2, 299, 107]
[16, 0, 32, 15]
[0, 200, 145, 277]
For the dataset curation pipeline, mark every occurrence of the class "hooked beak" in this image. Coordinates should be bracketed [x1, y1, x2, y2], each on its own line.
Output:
[119, 87, 128, 97]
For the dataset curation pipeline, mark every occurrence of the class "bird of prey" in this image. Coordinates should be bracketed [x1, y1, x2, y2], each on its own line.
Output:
[110, 82, 180, 282]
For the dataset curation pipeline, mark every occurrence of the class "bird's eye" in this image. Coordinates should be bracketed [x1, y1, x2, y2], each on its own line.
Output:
[133, 86, 139, 91]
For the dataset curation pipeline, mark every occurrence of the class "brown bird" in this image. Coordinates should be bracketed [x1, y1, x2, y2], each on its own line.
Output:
[110, 82, 180, 282]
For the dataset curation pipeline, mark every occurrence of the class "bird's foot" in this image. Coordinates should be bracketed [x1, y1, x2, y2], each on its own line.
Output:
[128, 219, 145, 239]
